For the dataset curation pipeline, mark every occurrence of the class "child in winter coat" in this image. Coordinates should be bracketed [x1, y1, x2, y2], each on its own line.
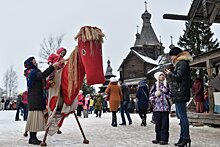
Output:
[77, 90, 84, 117]
[149, 71, 171, 145]
[47, 47, 67, 87]
[83, 94, 90, 118]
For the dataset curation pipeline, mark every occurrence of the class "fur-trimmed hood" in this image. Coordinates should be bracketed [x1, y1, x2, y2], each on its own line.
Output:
[173, 51, 193, 66]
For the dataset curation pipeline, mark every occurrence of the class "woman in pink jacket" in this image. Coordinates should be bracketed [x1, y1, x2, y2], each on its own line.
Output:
[22, 91, 28, 121]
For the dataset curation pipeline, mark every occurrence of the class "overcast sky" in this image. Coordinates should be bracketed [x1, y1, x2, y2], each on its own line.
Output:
[1, 0, 220, 92]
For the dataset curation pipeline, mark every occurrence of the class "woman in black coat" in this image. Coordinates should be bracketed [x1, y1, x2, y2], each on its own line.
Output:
[165, 47, 193, 147]
[136, 80, 149, 126]
[24, 57, 59, 145]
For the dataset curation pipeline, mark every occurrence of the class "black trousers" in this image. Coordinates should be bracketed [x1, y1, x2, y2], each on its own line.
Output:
[154, 111, 169, 142]
[95, 109, 102, 117]
[15, 103, 23, 121]
[138, 109, 147, 120]
[77, 105, 83, 116]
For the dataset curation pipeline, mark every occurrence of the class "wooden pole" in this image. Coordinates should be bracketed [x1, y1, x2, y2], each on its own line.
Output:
[207, 59, 214, 113]
[73, 112, 89, 144]
[40, 127, 49, 146]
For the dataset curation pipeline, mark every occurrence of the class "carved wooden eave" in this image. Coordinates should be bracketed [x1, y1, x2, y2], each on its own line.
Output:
[190, 49, 220, 68]
[163, 0, 220, 36]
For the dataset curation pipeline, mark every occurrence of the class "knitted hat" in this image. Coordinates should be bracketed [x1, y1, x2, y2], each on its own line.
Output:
[110, 77, 117, 82]
[57, 47, 67, 57]
[169, 47, 183, 56]
[154, 72, 167, 97]
[154, 72, 165, 81]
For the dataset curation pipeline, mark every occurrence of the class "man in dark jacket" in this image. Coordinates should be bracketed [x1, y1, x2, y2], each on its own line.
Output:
[118, 78, 132, 125]
[15, 93, 23, 121]
[165, 47, 192, 147]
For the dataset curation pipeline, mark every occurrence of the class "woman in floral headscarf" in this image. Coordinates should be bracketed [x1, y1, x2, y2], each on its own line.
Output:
[24, 57, 59, 145]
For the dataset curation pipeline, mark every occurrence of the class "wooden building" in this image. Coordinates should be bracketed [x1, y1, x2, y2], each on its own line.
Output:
[118, 5, 165, 93]
[189, 49, 220, 125]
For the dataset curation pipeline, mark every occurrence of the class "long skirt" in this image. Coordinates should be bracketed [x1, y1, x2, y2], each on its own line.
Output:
[25, 111, 46, 132]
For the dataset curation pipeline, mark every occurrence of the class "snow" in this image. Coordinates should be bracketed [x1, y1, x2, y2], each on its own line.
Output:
[132, 50, 159, 65]
[0, 110, 220, 147]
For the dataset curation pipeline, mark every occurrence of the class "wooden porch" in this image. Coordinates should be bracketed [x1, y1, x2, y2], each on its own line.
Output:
[187, 112, 220, 125]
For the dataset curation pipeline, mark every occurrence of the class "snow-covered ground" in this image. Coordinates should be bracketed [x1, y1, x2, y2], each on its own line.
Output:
[0, 110, 220, 147]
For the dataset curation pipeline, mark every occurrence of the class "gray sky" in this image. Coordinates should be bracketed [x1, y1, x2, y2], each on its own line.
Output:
[1, 0, 220, 92]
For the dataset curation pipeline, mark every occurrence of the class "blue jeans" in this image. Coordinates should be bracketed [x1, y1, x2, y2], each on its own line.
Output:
[204, 99, 209, 112]
[120, 101, 132, 124]
[175, 102, 190, 139]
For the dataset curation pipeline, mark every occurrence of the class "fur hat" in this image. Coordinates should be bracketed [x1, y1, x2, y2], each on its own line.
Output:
[110, 77, 117, 82]
[169, 47, 183, 56]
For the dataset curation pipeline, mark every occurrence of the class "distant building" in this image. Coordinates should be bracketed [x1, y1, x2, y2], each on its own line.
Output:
[118, 5, 166, 91]
[99, 59, 116, 93]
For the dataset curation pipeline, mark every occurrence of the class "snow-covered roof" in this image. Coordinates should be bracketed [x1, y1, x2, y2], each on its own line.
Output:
[124, 77, 146, 85]
[147, 66, 160, 74]
[147, 62, 172, 74]
[132, 50, 162, 65]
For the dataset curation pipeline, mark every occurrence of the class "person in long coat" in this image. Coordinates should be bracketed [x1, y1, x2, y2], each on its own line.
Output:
[165, 47, 192, 147]
[192, 77, 204, 113]
[136, 80, 149, 126]
[24, 56, 59, 145]
[105, 77, 122, 127]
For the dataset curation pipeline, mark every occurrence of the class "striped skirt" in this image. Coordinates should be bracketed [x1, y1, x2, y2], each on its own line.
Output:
[25, 111, 46, 132]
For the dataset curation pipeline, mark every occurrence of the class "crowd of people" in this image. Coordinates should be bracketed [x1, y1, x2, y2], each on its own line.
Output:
[8, 46, 215, 146]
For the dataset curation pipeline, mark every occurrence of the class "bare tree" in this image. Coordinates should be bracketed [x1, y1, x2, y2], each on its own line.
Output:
[3, 70, 9, 98]
[39, 34, 64, 63]
[3, 65, 18, 98]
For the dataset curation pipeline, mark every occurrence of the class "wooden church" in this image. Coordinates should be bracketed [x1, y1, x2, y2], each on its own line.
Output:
[118, 4, 166, 92]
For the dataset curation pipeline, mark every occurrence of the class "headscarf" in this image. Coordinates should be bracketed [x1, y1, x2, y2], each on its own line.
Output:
[24, 57, 37, 70]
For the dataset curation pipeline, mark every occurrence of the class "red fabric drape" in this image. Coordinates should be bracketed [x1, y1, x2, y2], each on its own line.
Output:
[78, 40, 105, 85]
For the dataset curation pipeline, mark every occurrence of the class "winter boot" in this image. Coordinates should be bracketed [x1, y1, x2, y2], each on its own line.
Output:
[174, 137, 183, 146]
[111, 112, 114, 126]
[112, 112, 117, 127]
[28, 132, 41, 145]
[23, 131, 28, 137]
[141, 118, 146, 126]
